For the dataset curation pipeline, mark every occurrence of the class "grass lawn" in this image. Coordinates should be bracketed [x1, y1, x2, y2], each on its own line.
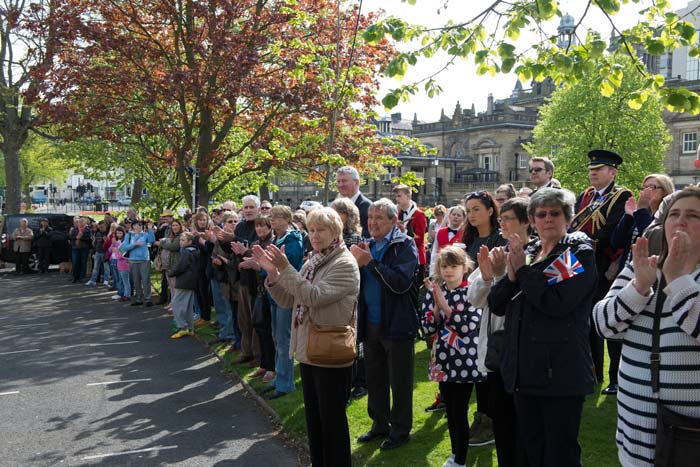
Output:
[195, 323, 622, 467]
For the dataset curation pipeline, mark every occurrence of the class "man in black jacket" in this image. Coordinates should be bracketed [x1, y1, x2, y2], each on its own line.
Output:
[35, 218, 53, 273]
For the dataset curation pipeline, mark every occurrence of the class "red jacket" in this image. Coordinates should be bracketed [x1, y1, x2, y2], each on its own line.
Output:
[401, 207, 427, 266]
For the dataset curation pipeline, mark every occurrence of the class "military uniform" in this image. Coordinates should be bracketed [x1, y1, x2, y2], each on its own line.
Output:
[571, 150, 632, 389]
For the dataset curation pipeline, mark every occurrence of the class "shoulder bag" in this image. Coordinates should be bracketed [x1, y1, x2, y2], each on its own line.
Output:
[305, 302, 357, 366]
[652, 276, 700, 467]
[484, 310, 504, 372]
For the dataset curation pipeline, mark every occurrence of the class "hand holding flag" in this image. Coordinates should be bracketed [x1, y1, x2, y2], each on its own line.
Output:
[543, 248, 584, 285]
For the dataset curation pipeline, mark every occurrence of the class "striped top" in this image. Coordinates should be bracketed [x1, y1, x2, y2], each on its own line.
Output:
[592, 264, 700, 467]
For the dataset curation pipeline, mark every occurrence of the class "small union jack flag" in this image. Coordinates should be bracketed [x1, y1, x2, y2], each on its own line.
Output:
[440, 326, 464, 350]
[429, 365, 447, 382]
[543, 248, 584, 285]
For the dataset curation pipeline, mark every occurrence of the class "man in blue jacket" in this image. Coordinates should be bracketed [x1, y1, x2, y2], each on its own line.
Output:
[350, 198, 419, 451]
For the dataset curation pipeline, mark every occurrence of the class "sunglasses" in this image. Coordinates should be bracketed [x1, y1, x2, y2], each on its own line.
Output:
[260, 206, 272, 210]
[529, 167, 545, 173]
[226, 220, 236, 223]
[466, 190, 493, 207]
[533, 210, 563, 219]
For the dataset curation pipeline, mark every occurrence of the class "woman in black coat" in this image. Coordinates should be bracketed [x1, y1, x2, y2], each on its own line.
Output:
[488, 188, 597, 467]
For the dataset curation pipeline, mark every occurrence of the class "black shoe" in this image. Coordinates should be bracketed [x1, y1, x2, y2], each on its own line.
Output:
[357, 430, 389, 443]
[380, 435, 410, 450]
[261, 385, 276, 394]
[130, 301, 143, 306]
[266, 390, 289, 400]
[351, 386, 368, 399]
[601, 383, 618, 395]
[144, 301, 153, 307]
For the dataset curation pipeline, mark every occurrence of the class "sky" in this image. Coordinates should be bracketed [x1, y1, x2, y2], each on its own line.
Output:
[362, 0, 694, 123]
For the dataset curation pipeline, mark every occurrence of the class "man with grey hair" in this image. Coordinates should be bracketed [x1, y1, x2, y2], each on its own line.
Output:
[336, 165, 371, 238]
[350, 198, 418, 451]
[229, 194, 261, 363]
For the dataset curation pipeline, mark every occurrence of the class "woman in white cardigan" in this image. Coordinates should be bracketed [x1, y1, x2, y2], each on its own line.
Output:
[593, 186, 700, 467]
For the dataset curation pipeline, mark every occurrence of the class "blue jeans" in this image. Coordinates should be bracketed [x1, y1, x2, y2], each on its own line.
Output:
[118, 270, 131, 298]
[71, 248, 89, 281]
[89, 252, 105, 282]
[271, 303, 295, 393]
[109, 259, 118, 288]
[211, 279, 234, 340]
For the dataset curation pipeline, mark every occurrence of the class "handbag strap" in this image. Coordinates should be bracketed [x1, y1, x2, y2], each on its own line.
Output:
[306, 300, 357, 327]
[651, 275, 667, 400]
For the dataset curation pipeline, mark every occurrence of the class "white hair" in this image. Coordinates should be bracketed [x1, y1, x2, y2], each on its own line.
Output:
[241, 195, 260, 208]
[336, 165, 360, 181]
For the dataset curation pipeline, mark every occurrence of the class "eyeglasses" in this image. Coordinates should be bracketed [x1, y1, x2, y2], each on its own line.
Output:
[641, 184, 662, 191]
[260, 206, 272, 210]
[498, 215, 518, 223]
[226, 220, 236, 224]
[529, 167, 545, 174]
[534, 210, 563, 219]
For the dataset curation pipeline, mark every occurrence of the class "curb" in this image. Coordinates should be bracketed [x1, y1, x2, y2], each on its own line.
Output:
[193, 333, 311, 466]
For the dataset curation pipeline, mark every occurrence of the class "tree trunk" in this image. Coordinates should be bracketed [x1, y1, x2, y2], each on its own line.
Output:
[259, 184, 270, 202]
[2, 139, 21, 214]
[197, 173, 210, 208]
[132, 178, 143, 204]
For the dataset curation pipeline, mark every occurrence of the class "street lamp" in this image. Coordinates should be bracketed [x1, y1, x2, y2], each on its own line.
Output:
[432, 158, 440, 203]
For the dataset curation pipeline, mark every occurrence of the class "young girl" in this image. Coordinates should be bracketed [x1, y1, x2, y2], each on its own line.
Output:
[111, 227, 130, 302]
[422, 245, 485, 467]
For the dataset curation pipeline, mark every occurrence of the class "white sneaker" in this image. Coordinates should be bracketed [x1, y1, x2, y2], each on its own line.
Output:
[103, 280, 109, 286]
[85, 280, 96, 286]
[111, 294, 121, 300]
[441, 456, 464, 467]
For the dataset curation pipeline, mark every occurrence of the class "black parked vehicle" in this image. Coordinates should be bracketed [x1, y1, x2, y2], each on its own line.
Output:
[1, 214, 75, 270]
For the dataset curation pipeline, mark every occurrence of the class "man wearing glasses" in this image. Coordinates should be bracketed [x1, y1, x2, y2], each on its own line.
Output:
[259, 201, 272, 216]
[571, 150, 633, 393]
[528, 157, 555, 193]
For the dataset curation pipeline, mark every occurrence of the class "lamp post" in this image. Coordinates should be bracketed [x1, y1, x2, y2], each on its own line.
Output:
[432, 158, 440, 203]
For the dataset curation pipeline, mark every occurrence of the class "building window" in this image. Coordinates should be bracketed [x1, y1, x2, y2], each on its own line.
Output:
[683, 132, 697, 154]
[518, 154, 528, 169]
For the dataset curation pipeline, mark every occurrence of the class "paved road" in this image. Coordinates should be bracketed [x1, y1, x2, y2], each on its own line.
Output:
[0, 272, 301, 467]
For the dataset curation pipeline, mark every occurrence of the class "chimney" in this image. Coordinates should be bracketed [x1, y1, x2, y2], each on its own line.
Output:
[487, 93, 494, 115]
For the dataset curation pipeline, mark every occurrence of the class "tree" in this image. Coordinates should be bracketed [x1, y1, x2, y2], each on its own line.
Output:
[0, 1, 64, 213]
[525, 57, 670, 193]
[36, 0, 397, 207]
[366, 1, 700, 114]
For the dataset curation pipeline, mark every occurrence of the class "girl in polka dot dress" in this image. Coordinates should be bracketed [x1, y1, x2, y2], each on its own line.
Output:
[422, 245, 486, 467]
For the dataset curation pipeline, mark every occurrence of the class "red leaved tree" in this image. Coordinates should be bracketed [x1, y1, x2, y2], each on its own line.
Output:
[34, 0, 393, 207]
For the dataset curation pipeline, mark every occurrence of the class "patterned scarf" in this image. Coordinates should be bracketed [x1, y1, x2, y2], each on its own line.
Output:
[293, 239, 342, 328]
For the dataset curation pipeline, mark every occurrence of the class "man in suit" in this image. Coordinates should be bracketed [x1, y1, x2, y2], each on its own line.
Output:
[336, 165, 372, 399]
[337, 165, 371, 238]
[571, 149, 632, 394]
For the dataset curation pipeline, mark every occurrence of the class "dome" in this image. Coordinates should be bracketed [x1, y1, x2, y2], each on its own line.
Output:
[559, 12, 574, 29]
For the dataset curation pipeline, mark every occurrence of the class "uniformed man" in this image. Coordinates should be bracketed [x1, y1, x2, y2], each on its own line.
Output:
[571, 149, 632, 394]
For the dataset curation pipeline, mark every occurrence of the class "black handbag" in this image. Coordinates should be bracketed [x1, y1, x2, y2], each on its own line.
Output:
[251, 290, 270, 333]
[651, 276, 700, 467]
[484, 311, 503, 372]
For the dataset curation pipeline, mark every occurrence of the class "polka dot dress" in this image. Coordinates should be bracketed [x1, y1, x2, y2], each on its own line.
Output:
[421, 283, 486, 383]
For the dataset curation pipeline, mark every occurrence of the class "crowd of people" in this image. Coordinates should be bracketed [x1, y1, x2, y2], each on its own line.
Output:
[13, 154, 700, 467]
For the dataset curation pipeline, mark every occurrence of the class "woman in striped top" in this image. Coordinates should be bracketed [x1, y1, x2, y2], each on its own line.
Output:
[593, 186, 700, 467]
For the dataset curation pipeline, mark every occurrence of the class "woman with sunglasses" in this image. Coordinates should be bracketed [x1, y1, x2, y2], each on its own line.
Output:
[488, 188, 597, 467]
[467, 197, 531, 467]
[603, 174, 674, 396]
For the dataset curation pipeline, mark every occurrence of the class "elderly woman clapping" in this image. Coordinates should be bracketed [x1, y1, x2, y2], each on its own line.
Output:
[487, 188, 597, 467]
[252, 207, 360, 467]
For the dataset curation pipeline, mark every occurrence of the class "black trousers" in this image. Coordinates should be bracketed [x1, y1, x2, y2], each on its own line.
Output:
[16, 251, 30, 273]
[195, 274, 211, 321]
[475, 380, 489, 416]
[607, 340, 622, 384]
[591, 274, 611, 382]
[160, 271, 169, 302]
[253, 296, 275, 372]
[300, 363, 352, 467]
[37, 246, 51, 272]
[514, 393, 585, 467]
[440, 381, 473, 465]
[488, 371, 529, 467]
[364, 323, 414, 440]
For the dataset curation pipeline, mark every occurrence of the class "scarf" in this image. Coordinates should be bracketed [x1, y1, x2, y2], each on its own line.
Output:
[293, 239, 342, 328]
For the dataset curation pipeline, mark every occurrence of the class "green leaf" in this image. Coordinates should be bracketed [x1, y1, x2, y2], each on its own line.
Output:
[535, 0, 558, 20]
[596, 0, 621, 14]
[644, 38, 665, 55]
[600, 79, 615, 97]
[589, 39, 607, 58]
[385, 57, 409, 78]
[382, 92, 400, 110]
[497, 42, 516, 59]
[501, 58, 516, 73]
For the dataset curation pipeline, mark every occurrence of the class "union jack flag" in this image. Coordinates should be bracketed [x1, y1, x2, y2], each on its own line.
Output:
[429, 365, 448, 382]
[440, 326, 464, 350]
[543, 248, 584, 285]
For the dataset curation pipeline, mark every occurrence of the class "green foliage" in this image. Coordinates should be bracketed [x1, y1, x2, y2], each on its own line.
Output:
[368, 1, 700, 114]
[0, 132, 68, 193]
[525, 56, 670, 193]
